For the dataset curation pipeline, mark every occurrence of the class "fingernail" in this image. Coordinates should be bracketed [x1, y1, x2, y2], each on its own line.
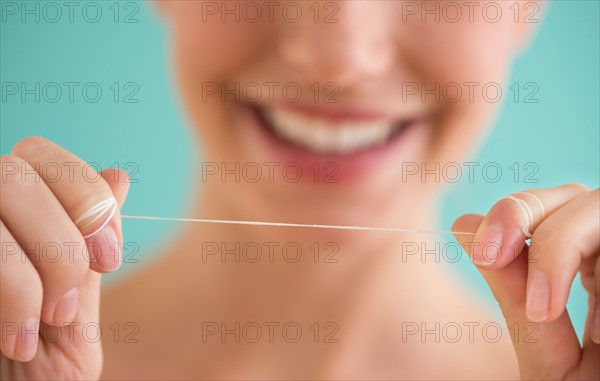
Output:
[90, 224, 121, 271]
[53, 287, 79, 325]
[15, 317, 39, 362]
[526, 269, 550, 322]
[592, 294, 600, 344]
[473, 224, 503, 266]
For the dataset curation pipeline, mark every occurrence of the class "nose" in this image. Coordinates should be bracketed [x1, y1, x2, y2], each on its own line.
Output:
[278, 1, 396, 87]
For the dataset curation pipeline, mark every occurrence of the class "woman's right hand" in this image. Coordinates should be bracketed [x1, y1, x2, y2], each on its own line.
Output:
[0, 137, 130, 380]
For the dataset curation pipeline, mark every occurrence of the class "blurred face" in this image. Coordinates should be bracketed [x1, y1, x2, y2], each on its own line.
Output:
[158, 1, 532, 228]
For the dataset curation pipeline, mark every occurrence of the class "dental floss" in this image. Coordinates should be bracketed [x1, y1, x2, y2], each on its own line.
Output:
[501, 194, 537, 238]
[73, 192, 547, 242]
[73, 196, 117, 238]
[120, 214, 475, 235]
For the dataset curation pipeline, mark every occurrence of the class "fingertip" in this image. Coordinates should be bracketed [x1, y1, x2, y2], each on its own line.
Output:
[452, 214, 483, 233]
[450, 215, 483, 266]
[470, 201, 530, 268]
[450, 217, 463, 233]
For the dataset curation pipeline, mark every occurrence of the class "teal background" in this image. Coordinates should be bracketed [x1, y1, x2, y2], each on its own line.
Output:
[1, 1, 598, 341]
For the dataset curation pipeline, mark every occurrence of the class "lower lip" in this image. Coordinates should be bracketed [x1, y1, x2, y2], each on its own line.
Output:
[235, 105, 428, 182]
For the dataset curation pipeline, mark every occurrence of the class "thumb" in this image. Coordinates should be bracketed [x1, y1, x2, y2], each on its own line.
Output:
[452, 214, 581, 380]
[84, 169, 131, 273]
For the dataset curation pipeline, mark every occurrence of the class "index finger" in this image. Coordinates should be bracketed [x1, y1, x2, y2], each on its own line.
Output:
[12, 137, 124, 271]
[468, 184, 589, 268]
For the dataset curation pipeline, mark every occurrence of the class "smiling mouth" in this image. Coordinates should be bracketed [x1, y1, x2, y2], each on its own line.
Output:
[252, 106, 425, 156]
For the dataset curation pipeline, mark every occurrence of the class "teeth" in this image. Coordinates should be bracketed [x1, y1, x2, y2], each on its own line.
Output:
[263, 108, 398, 154]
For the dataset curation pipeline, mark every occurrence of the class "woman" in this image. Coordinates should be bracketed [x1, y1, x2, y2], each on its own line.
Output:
[1, 1, 598, 379]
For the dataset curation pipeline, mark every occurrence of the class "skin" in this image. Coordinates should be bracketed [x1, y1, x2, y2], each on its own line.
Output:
[1, 1, 598, 379]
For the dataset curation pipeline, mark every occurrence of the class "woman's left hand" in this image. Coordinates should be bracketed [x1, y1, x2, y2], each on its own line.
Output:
[452, 184, 599, 380]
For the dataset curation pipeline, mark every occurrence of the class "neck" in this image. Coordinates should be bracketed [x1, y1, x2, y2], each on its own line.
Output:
[172, 178, 441, 318]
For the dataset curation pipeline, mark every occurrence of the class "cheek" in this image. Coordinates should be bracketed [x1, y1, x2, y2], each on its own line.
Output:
[400, 19, 517, 163]
[404, 22, 515, 86]
[167, 9, 273, 151]
[172, 18, 272, 80]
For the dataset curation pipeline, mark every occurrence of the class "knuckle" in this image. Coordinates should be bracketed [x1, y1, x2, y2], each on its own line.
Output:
[40, 256, 89, 290]
[3, 265, 44, 308]
[53, 244, 91, 274]
[561, 182, 590, 194]
[491, 197, 520, 219]
[531, 220, 584, 260]
[0, 155, 39, 186]
[0, 240, 20, 263]
[12, 136, 55, 158]
[0, 154, 27, 169]
[494, 197, 513, 209]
